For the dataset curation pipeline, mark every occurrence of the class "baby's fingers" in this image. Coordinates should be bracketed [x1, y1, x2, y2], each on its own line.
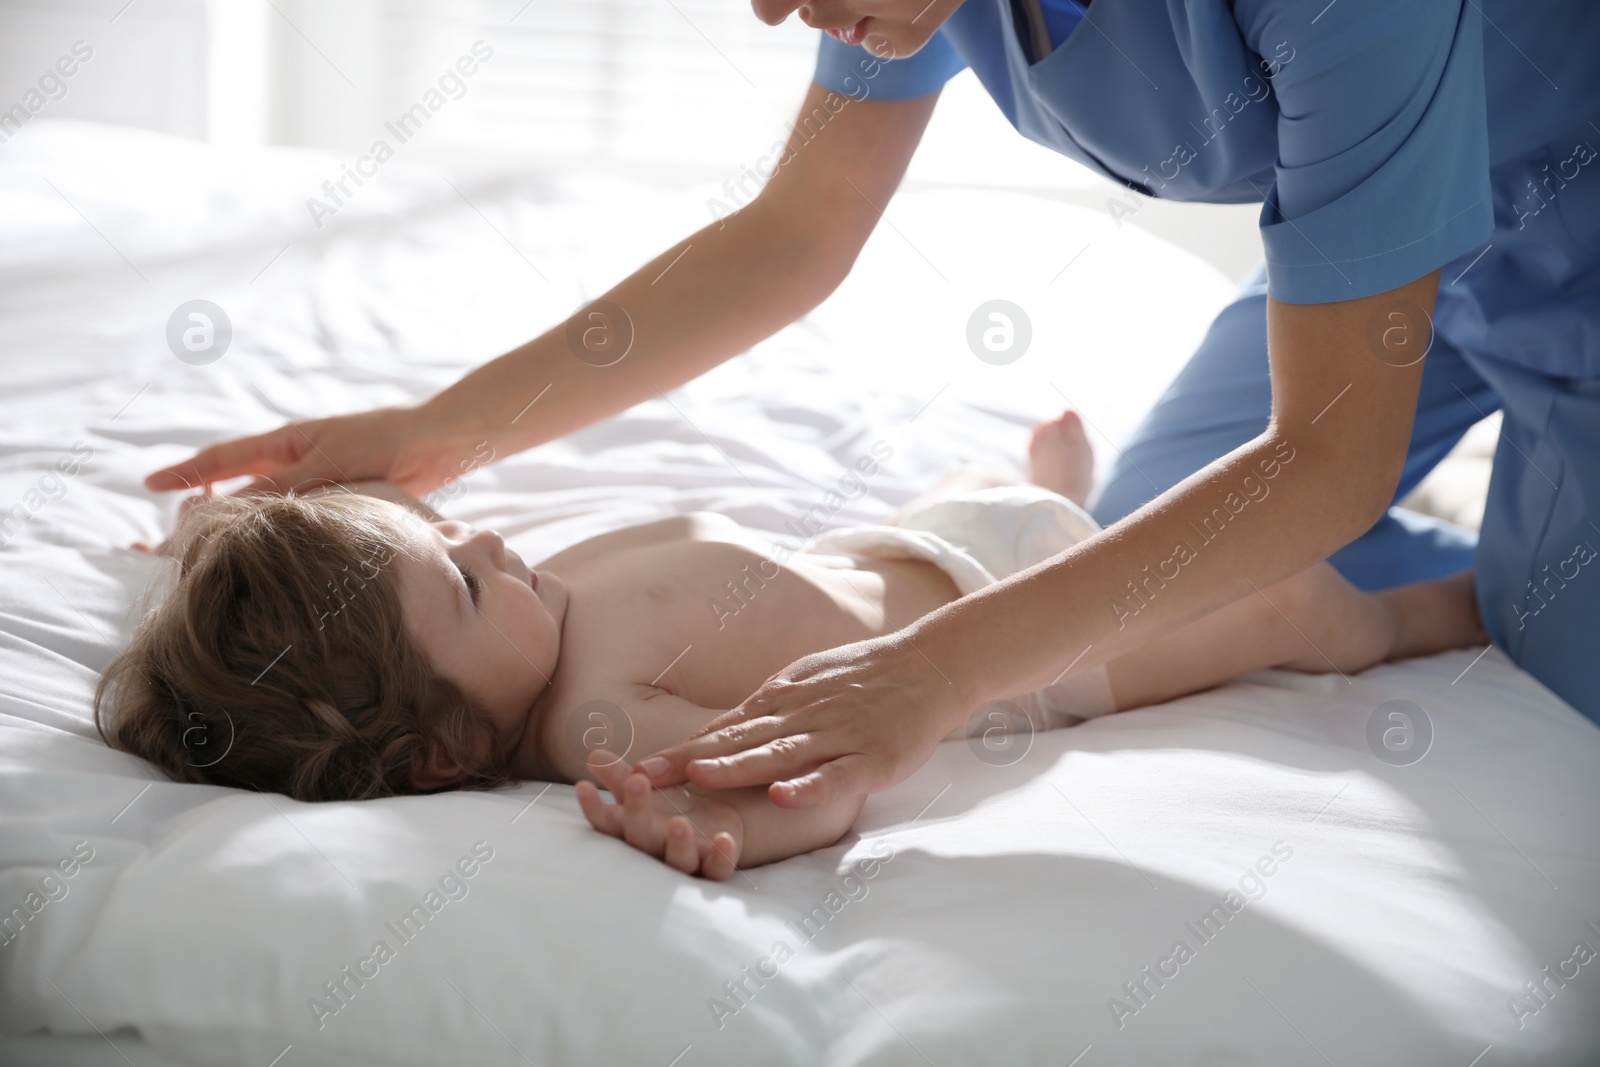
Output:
[700, 832, 740, 882]
[621, 774, 667, 854]
[663, 818, 700, 874]
[575, 781, 623, 838]
[588, 750, 632, 795]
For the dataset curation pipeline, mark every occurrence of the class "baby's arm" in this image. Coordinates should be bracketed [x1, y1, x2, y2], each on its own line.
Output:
[577, 756, 865, 879]
[573, 690, 865, 878]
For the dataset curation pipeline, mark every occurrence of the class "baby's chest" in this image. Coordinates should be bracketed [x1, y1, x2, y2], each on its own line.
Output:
[558, 544, 868, 703]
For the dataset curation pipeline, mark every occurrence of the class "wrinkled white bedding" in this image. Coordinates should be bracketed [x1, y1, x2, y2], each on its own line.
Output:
[1, 121, 1597, 1067]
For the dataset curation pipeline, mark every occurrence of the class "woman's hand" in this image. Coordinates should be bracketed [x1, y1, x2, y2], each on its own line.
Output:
[577, 751, 743, 880]
[144, 403, 478, 498]
[635, 632, 977, 808]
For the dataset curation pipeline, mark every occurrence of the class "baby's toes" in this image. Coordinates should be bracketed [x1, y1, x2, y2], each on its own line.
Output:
[1029, 418, 1062, 451]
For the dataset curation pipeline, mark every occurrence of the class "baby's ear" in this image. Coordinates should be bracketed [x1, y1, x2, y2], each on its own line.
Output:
[409, 741, 470, 791]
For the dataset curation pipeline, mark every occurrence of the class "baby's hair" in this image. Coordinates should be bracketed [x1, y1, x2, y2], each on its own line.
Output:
[95, 493, 511, 801]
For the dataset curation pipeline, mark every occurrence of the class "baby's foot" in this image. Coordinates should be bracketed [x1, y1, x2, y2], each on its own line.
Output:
[1270, 566, 1398, 675]
[1269, 568, 1485, 676]
[1027, 410, 1095, 506]
[1377, 570, 1488, 661]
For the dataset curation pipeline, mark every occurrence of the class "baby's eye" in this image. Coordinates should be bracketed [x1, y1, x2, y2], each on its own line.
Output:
[457, 565, 482, 605]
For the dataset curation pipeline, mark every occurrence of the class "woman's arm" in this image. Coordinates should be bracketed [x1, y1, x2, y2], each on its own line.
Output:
[931, 274, 1436, 698]
[640, 273, 1440, 804]
[146, 82, 941, 496]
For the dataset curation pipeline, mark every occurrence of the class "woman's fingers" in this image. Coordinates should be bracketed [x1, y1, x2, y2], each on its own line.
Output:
[228, 475, 282, 496]
[236, 465, 330, 496]
[768, 752, 877, 808]
[691, 704, 761, 739]
[637, 713, 792, 787]
[145, 426, 305, 492]
[630, 705, 757, 786]
[682, 731, 833, 792]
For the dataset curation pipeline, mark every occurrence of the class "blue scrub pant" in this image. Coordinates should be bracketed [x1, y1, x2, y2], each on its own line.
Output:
[1090, 268, 1600, 725]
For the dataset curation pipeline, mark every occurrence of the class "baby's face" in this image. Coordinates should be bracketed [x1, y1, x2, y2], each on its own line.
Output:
[750, 0, 960, 57]
[389, 508, 567, 755]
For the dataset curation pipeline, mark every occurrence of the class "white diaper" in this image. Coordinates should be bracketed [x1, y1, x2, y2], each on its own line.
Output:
[809, 485, 1116, 736]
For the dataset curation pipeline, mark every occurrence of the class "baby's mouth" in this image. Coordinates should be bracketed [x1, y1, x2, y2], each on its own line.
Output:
[505, 546, 537, 592]
[826, 18, 869, 46]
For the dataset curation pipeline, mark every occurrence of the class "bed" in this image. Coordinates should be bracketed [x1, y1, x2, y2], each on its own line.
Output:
[2, 120, 1597, 1067]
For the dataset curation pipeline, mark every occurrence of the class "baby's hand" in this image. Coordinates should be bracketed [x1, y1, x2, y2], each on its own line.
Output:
[576, 751, 743, 880]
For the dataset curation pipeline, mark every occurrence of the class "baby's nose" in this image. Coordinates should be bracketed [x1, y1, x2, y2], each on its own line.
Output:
[473, 528, 507, 567]
[751, 0, 803, 27]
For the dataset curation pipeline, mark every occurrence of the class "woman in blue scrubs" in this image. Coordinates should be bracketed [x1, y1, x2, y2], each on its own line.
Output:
[152, 0, 1600, 803]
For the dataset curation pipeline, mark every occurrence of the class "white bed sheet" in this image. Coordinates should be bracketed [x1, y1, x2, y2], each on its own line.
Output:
[1, 121, 1597, 1067]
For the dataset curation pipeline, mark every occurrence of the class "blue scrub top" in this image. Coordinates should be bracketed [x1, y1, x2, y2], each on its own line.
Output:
[816, 0, 1600, 376]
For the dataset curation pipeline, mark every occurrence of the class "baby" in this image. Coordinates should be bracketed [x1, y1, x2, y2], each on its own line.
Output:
[99, 411, 1484, 879]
